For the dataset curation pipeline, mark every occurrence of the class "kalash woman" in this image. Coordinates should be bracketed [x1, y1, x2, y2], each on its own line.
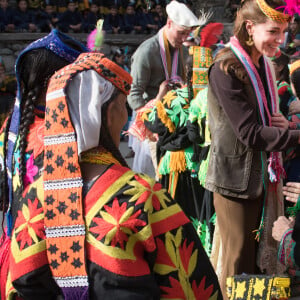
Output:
[205, 0, 300, 297]
[0, 49, 222, 298]
[0, 29, 88, 300]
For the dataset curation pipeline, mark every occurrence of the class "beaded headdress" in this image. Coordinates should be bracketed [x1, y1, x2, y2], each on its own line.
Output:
[256, 0, 293, 23]
[290, 59, 300, 75]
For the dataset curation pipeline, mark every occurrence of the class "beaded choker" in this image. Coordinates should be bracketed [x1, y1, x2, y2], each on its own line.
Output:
[80, 147, 121, 166]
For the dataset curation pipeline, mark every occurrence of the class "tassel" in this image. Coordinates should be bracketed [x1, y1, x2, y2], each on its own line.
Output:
[169, 150, 186, 173]
[268, 152, 286, 183]
[156, 101, 175, 133]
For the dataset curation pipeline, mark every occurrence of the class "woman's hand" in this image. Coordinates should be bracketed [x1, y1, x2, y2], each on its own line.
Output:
[272, 216, 293, 242]
[271, 113, 289, 129]
[283, 182, 300, 203]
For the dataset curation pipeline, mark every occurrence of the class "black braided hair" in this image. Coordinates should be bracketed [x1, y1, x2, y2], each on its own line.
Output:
[0, 114, 12, 215]
[100, 90, 129, 168]
[17, 49, 73, 191]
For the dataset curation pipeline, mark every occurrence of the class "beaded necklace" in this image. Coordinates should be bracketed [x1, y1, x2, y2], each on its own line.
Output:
[80, 146, 121, 166]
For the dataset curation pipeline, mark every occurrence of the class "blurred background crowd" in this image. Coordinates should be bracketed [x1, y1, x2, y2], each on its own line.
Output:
[0, 0, 184, 34]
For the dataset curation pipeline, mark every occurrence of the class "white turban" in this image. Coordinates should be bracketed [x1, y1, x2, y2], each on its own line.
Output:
[67, 69, 115, 155]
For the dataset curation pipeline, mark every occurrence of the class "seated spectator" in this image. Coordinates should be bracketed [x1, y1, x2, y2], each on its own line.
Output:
[152, 3, 166, 29]
[138, 3, 158, 34]
[0, 0, 15, 32]
[123, 4, 142, 34]
[58, 0, 82, 32]
[0, 58, 16, 127]
[111, 47, 130, 72]
[82, 1, 102, 33]
[99, 0, 110, 14]
[36, 2, 59, 31]
[103, 4, 124, 33]
[56, 0, 68, 13]
[27, 0, 42, 12]
[14, 0, 38, 32]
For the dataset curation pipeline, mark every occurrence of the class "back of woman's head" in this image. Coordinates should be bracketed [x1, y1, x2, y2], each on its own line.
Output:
[18, 48, 71, 99]
[291, 68, 300, 98]
[273, 51, 290, 83]
[234, 0, 287, 53]
[18, 48, 72, 190]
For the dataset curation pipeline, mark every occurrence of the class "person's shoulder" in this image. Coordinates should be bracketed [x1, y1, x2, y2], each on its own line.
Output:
[135, 33, 159, 53]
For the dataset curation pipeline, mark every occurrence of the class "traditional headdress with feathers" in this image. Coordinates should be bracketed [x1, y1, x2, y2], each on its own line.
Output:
[87, 19, 104, 52]
[189, 22, 224, 95]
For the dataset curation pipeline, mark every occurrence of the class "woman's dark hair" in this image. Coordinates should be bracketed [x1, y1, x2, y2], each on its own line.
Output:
[291, 68, 300, 98]
[273, 52, 290, 83]
[99, 90, 129, 168]
[18, 48, 72, 191]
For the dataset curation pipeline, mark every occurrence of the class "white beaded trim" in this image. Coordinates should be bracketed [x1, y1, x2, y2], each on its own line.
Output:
[45, 224, 85, 238]
[55, 276, 89, 287]
[44, 132, 76, 146]
[44, 178, 83, 190]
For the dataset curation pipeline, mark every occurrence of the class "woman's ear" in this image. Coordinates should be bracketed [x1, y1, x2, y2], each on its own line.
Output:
[245, 20, 254, 36]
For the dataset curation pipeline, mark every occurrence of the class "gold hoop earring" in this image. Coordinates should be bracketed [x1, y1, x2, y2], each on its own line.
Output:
[246, 35, 254, 46]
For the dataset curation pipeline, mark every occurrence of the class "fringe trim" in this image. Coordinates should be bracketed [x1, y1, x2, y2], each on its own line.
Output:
[169, 150, 186, 173]
[156, 101, 175, 133]
[168, 171, 179, 198]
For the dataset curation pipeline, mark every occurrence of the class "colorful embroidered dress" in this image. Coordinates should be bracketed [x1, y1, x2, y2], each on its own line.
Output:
[187, 87, 215, 257]
[0, 53, 222, 299]
[143, 86, 215, 257]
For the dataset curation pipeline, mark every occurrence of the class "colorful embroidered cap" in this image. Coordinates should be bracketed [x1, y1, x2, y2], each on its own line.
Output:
[93, 55, 133, 95]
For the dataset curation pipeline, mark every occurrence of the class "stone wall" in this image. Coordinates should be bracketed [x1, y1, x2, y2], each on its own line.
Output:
[0, 33, 152, 74]
[0, 26, 233, 74]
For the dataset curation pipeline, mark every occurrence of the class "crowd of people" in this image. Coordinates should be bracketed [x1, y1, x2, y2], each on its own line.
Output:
[0, 0, 299, 299]
[0, 0, 186, 33]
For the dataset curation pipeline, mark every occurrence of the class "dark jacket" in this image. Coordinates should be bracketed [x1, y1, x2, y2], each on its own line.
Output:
[14, 8, 36, 30]
[205, 51, 299, 199]
[0, 7, 15, 31]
